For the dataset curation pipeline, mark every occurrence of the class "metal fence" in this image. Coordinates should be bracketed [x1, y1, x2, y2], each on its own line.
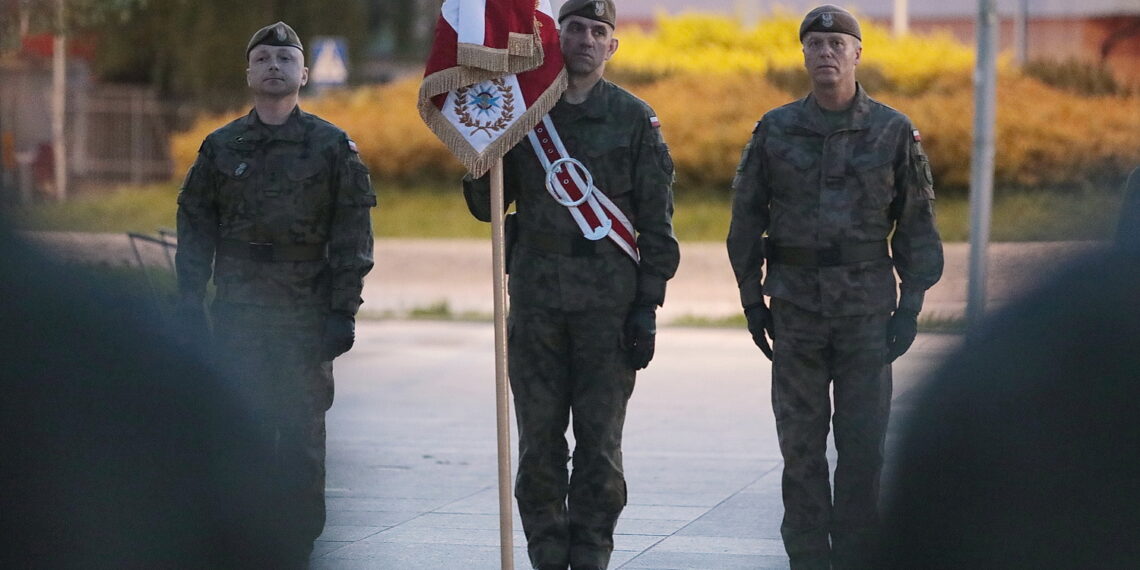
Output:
[1, 66, 176, 202]
[73, 84, 173, 185]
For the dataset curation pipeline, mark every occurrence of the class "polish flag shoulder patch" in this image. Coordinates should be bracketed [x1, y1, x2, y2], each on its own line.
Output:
[912, 129, 922, 142]
[650, 116, 661, 129]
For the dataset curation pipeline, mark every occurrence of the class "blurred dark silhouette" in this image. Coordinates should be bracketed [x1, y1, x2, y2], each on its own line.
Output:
[0, 219, 279, 568]
[1116, 167, 1140, 251]
[878, 245, 1140, 568]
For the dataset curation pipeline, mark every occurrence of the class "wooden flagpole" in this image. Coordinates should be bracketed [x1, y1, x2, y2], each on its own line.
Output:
[489, 159, 514, 569]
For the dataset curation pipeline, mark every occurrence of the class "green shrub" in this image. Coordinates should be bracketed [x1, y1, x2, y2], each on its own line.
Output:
[1024, 58, 1128, 97]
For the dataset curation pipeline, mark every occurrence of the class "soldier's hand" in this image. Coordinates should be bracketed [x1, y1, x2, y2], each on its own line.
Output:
[744, 303, 774, 361]
[321, 312, 356, 361]
[886, 309, 919, 363]
[623, 304, 657, 370]
[461, 173, 493, 222]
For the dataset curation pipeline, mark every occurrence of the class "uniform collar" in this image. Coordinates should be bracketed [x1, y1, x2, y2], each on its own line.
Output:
[556, 78, 610, 120]
[238, 105, 308, 142]
[798, 83, 872, 134]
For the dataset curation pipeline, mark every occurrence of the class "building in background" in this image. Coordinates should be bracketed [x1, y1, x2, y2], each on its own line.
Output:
[1, 35, 172, 200]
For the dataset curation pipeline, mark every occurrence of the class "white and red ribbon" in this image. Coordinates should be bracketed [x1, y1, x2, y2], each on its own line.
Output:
[528, 116, 639, 263]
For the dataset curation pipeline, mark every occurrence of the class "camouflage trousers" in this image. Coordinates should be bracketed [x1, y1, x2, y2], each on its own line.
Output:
[211, 302, 334, 566]
[508, 304, 636, 570]
[769, 298, 892, 570]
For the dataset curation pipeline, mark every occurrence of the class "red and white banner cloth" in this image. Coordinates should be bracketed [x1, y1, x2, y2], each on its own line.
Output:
[528, 116, 639, 263]
[418, 0, 567, 177]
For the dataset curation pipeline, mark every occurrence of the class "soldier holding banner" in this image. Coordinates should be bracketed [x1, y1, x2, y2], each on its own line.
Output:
[462, 1, 679, 567]
[175, 21, 375, 566]
[726, 5, 943, 569]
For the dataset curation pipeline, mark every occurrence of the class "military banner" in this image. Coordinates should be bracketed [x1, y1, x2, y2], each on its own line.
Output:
[417, 3, 567, 568]
[418, 0, 567, 177]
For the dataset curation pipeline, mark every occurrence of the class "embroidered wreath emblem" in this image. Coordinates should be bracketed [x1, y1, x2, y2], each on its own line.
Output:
[454, 78, 515, 137]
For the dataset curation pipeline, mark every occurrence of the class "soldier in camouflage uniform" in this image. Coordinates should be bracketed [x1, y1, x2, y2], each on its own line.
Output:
[175, 21, 375, 566]
[726, 6, 943, 569]
[463, 1, 679, 568]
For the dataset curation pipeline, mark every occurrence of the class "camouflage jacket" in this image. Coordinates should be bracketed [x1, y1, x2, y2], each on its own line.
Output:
[176, 107, 376, 315]
[464, 79, 680, 311]
[727, 85, 943, 317]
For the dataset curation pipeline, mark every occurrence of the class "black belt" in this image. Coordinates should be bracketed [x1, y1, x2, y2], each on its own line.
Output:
[519, 228, 605, 256]
[216, 239, 328, 262]
[764, 238, 888, 267]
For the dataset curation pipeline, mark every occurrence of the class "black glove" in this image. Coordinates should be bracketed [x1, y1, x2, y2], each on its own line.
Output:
[173, 298, 209, 349]
[623, 304, 657, 370]
[321, 312, 356, 361]
[744, 303, 774, 360]
[886, 309, 919, 363]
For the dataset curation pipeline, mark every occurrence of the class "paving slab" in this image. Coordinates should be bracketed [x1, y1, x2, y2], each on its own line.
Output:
[19, 231, 972, 567]
[312, 321, 958, 568]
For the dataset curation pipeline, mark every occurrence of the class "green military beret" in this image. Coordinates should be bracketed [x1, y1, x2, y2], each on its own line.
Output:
[558, 0, 616, 28]
[246, 21, 304, 59]
[799, 5, 861, 41]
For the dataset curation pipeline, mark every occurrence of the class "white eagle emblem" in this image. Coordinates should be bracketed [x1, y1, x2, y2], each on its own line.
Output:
[594, 1, 605, 16]
[821, 13, 834, 28]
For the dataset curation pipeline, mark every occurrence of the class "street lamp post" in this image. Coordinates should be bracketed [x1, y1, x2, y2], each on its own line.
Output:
[894, 0, 909, 36]
[52, 0, 68, 201]
[967, 0, 999, 331]
[1014, 0, 1029, 65]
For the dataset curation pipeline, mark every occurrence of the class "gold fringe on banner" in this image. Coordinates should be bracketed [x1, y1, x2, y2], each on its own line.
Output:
[420, 20, 549, 113]
[508, 32, 536, 57]
[453, 36, 542, 75]
[457, 33, 541, 74]
[418, 68, 567, 178]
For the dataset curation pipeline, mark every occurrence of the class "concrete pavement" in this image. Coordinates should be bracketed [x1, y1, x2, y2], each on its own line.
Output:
[20, 231, 1090, 567]
[312, 320, 961, 569]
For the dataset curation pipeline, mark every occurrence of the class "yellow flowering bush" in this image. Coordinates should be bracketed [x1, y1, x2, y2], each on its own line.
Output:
[169, 13, 1140, 194]
[879, 74, 1140, 190]
[612, 12, 975, 94]
[170, 80, 462, 186]
[859, 26, 978, 94]
[613, 12, 803, 78]
[636, 73, 790, 189]
[304, 81, 464, 183]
